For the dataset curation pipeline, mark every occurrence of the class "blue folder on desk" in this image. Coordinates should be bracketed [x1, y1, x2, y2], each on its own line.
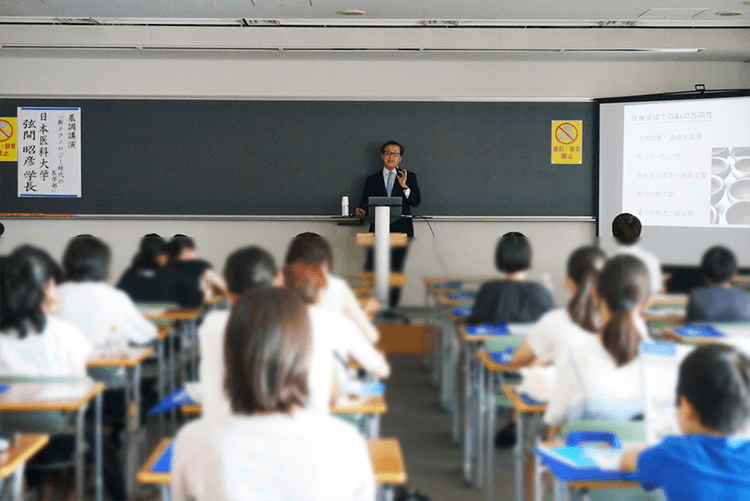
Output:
[434, 281, 463, 290]
[152, 441, 174, 474]
[447, 292, 476, 301]
[490, 348, 515, 364]
[0, 385, 9, 395]
[465, 323, 509, 336]
[675, 324, 725, 338]
[148, 388, 196, 416]
[519, 393, 546, 406]
[536, 446, 637, 483]
[451, 307, 472, 317]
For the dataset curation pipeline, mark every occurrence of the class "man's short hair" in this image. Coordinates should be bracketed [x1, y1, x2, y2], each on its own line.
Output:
[223, 288, 310, 414]
[63, 236, 111, 282]
[677, 344, 750, 434]
[223, 246, 277, 295]
[612, 213, 642, 245]
[284, 234, 334, 271]
[380, 141, 404, 156]
[495, 232, 531, 273]
[700, 246, 737, 284]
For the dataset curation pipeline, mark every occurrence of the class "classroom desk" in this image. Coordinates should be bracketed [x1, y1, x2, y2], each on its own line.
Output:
[138, 436, 407, 501]
[87, 346, 155, 497]
[536, 440, 642, 501]
[662, 322, 750, 344]
[0, 380, 105, 501]
[641, 294, 688, 327]
[0, 433, 50, 501]
[503, 385, 547, 501]
[477, 350, 524, 501]
[181, 395, 388, 438]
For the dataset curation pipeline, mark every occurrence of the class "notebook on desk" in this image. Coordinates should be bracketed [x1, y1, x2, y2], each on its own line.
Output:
[465, 323, 509, 336]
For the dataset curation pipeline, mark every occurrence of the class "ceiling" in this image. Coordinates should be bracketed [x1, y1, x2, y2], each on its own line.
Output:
[0, 0, 749, 27]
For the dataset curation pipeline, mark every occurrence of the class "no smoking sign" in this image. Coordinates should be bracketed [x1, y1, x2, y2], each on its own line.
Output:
[0, 118, 18, 162]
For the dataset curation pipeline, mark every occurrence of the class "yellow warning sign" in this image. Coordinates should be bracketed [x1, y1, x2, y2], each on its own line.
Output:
[0, 118, 17, 162]
[551, 120, 582, 164]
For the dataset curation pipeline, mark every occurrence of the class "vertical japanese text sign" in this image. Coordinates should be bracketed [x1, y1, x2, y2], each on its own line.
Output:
[18, 107, 81, 198]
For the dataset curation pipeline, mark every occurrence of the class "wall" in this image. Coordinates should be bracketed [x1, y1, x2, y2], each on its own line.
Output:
[1, 26, 748, 305]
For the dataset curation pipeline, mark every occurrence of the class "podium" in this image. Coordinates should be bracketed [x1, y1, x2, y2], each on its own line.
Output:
[360, 197, 408, 304]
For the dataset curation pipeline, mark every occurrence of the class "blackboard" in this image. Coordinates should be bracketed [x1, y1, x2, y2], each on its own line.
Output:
[0, 99, 597, 216]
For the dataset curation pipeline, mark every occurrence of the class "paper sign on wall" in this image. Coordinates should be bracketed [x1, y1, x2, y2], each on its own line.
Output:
[551, 120, 582, 164]
[17, 107, 81, 198]
[0, 118, 17, 162]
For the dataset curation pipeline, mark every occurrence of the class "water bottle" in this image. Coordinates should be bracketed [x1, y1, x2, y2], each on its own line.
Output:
[341, 196, 349, 216]
[542, 273, 554, 294]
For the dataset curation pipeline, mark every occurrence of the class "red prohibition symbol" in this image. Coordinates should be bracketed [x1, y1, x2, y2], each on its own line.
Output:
[555, 122, 578, 145]
[0, 119, 13, 142]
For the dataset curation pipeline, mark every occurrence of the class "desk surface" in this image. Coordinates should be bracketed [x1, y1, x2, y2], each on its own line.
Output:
[137, 437, 406, 486]
[86, 347, 155, 368]
[0, 380, 105, 412]
[181, 394, 388, 416]
[502, 385, 546, 414]
[0, 433, 50, 478]
[538, 440, 640, 489]
[477, 350, 521, 372]
[144, 308, 203, 322]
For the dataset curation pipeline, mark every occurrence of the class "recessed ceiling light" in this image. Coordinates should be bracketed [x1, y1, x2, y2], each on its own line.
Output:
[337, 9, 366, 15]
[715, 10, 743, 15]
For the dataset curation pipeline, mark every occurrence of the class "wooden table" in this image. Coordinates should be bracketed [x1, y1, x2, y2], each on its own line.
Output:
[181, 395, 388, 438]
[0, 433, 50, 501]
[138, 436, 406, 500]
[87, 346, 155, 497]
[0, 380, 106, 501]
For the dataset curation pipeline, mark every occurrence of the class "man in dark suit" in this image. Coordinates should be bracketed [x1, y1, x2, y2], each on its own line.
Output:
[354, 140, 421, 308]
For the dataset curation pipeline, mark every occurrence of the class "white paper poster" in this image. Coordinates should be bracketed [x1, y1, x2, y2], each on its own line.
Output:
[17, 107, 81, 198]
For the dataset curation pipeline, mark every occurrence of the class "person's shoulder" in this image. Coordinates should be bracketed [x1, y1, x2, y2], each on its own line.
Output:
[300, 409, 366, 445]
[42, 316, 92, 351]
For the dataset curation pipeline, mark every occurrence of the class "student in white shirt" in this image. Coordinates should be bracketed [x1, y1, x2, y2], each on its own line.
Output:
[611, 213, 663, 294]
[285, 232, 380, 343]
[544, 254, 652, 437]
[172, 288, 376, 501]
[198, 246, 279, 421]
[282, 261, 390, 412]
[0, 245, 126, 501]
[55, 235, 157, 348]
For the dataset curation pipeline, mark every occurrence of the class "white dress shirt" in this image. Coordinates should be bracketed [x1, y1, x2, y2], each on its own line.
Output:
[0, 316, 93, 378]
[55, 281, 157, 348]
[171, 411, 375, 501]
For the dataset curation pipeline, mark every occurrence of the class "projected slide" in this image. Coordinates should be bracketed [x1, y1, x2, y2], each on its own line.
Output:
[622, 98, 750, 227]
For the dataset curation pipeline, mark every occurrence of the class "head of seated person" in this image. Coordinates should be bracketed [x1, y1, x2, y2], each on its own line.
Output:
[1, 245, 62, 337]
[223, 246, 278, 305]
[282, 261, 328, 305]
[62, 235, 110, 283]
[495, 231, 531, 279]
[223, 288, 311, 415]
[594, 254, 651, 367]
[132, 234, 169, 270]
[612, 213, 642, 246]
[284, 233, 334, 276]
[699, 245, 738, 286]
[167, 234, 197, 262]
[677, 343, 750, 436]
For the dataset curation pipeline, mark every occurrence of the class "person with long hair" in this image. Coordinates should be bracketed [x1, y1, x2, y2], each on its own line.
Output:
[171, 288, 375, 501]
[544, 255, 652, 436]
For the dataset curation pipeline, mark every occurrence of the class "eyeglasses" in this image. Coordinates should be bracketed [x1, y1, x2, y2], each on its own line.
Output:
[383, 151, 401, 158]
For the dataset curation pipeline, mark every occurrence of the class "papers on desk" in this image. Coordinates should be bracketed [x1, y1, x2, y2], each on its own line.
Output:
[184, 382, 202, 404]
[342, 380, 385, 397]
[465, 323, 509, 336]
[538, 445, 624, 471]
[152, 441, 174, 474]
[148, 388, 196, 416]
[36, 384, 91, 402]
[490, 348, 514, 365]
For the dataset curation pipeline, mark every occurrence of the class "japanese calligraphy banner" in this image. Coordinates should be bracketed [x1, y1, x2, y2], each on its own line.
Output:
[18, 107, 81, 198]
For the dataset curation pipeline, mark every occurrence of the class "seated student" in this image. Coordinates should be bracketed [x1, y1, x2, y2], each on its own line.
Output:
[116, 233, 179, 303]
[285, 232, 380, 343]
[0, 245, 126, 501]
[283, 261, 390, 412]
[55, 235, 157, 348]
[172, 288, 376, 501]
[167, 234, 227, 306]
[611, 213, 663, 294]
[544, 255, 652, 437]
[686, 246, 750, 322]
[198, 246, 280, 421]
[466, 232, 555, 325]
[621, 344, 750, 500]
